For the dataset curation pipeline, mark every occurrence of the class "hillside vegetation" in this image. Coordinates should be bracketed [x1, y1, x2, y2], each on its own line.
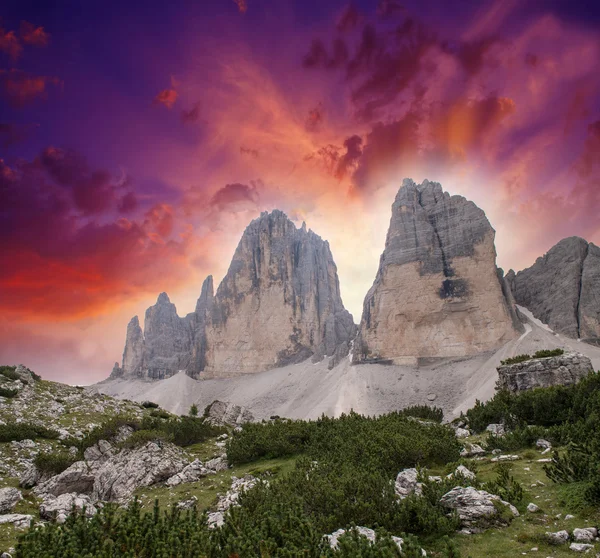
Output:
[2, 365, 600, 556]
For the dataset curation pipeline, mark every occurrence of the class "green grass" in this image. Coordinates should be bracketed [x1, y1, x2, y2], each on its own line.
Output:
[448, 447, 600, 558]
[133, 456, 298, 512]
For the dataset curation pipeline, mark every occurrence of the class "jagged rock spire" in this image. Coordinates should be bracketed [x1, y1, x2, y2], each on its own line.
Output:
[353, 178, 520, 364]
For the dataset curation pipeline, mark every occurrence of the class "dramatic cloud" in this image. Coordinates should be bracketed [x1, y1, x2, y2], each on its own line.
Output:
[0, 122, 36, 147]
[210, 182, 259, 211]
[19, 21, 50, 47]
[153, 88, 178, 109]
[0, 69, 61, 107]
[233, 0, 248, 14]
[337, 5, 361, 32]
[181, 102, 201, 123]
[305, 103, 324, 132]
[0, 27, 22, 60]
[0, 150, 191, 319]
[335, 135, 363, 179]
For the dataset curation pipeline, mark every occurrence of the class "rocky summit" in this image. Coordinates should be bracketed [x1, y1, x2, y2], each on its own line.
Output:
[507, 237, 600, 343]
[112, 210, 355, 380]
[353, 179, 521, 364]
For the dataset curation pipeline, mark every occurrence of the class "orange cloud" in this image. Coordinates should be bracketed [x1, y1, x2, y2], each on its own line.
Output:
[20, 21, 50, 47]
[233, 0, 248, 14]
[0, 28, 22, 60]
[0, 69, 61, 107]
[153, 88, 178, 109]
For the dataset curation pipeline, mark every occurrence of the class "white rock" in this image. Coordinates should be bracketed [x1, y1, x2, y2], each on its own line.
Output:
[460, 443, 486, 457]
[569, 542, 594, 553]
[573, 528, 597, 543]
[491, 455, 520, 462]
[455, 428, 470, 438]
[545, 530, 569, 545]
[527, 503, 540, 513]
[0, 488, 22, 513]
[486, 424, 505, 436]
[166, 459, 212, 487]
[536, 439, 552, 449]
[395, 468, 422, 499]
[453, 465, 476, 481]
[0, 514, 33, 529]
[39, 492, 97, 521]
[325, 527, 425, 555]
[439, 487, 518, 527]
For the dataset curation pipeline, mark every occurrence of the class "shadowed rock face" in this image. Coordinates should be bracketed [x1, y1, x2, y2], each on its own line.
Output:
[507, 238, 600, 342]
[115, 211, 355, 380]
[353, 178, 520, 364]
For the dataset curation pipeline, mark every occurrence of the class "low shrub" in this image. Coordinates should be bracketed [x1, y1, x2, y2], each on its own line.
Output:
[149, 409, 170, 419]
[0, 387, 18, 398]
[34, 451, 77, 476]
[0, 422, 59, 443]
[0, 366, 20, 381]
[119, 429, 169, 449]
[500, 348, 564, 366]
[400, 404, 444, 423]
[484, 463, 523, 505]
[141, 401, 159, 409]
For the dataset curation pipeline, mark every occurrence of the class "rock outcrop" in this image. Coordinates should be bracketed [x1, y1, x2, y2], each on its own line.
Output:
[114, 211, 355, 380]
[439, 486, 519, 527]
[507, 237, 600, 343]
[353, 179, 521, 364]
[497, 352, 593, 392]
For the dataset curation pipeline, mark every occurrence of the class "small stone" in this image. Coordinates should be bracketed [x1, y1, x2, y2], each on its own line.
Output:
[527, 503, 540, 513]
[569, 542, 594, 553]
[565, 514, 575, 520]
[545, 530, 569, 545]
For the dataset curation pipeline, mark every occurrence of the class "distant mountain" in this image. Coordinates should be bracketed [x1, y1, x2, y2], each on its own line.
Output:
[111, 210, 356, 380]
[507, 237, 600, 343]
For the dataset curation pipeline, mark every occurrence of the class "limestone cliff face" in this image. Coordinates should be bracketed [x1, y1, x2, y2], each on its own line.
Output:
[202, 210, 356, 377]
[115, 211, 355, 380]
[353, 179, 520, 364]
[508, 237, 600, 342]
[122, 316, 144, 376]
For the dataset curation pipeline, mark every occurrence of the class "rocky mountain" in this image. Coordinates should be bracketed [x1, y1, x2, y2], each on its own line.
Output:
[506, 237, 600, 343]
[112, 210, 355, 380]
[353, 179, 522, 364]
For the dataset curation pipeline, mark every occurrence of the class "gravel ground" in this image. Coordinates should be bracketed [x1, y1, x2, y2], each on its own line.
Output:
[93, 310, 600, 420]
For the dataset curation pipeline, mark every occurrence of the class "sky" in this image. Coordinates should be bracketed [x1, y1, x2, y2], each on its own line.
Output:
[1, 0, 599, 384]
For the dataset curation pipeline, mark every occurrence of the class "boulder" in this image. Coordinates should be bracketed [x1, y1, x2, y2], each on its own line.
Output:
[325, 527, 407, 553]
[34, 461, 95, 497]
[455, 428, 470, 438]
[0, 514, 33, 529]
[545, 530, 569, 545]
[486, 424, 505, 436]
[453, 465, 476, 481]
[395, 468, 422, 499]
[204, 401, 254, 426]
[536, 439, 552, 450]
[460, 444, 486, 458]
[166, 459, 212, 487]
[0, 488, 21, 513]
[570, 543, 595, 553]
[39, 493, 97, 523]
[497, 352, 593, 392]
[207, 475, 258, 529]
[353, 179, 520, 364]
[573, 528, 598, 543]
[205, 455, 228, 472]
[439, 487, 519, 527]
[92, 442, 188, 503]
[526, 503, 540, 513]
